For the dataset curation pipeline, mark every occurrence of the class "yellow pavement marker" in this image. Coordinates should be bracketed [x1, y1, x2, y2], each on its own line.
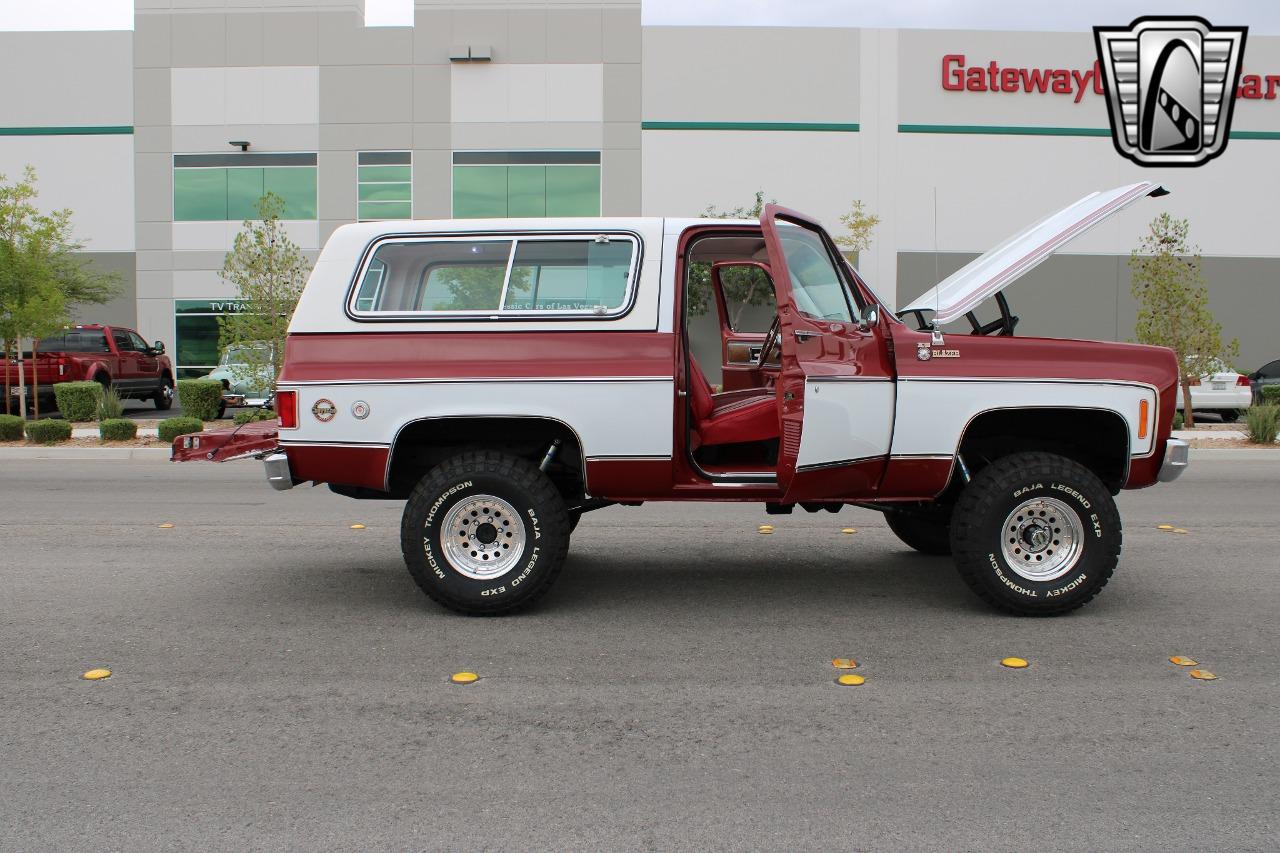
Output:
[350, 523, 366, 529]
[158, 523, 174, 529]
[831, 658, 858, 670]
[1188, 669, 1218, 681]
[1169, 656, 1198, 667]
[1000, 657, 1030, 669]
[82, 668, 111, 681]
[841, 528, 857, 535]
[450, 671, 479, 685]
[758, 524, 774, 534]
[835, 674, 866, 686]
[1157, 524, 1175, 530]
[1173, 528, 1189, 534]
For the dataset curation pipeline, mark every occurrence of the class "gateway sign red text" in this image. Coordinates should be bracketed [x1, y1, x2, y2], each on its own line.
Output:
[942, 55, 1103, 103]
[942, 54, 1280, 102]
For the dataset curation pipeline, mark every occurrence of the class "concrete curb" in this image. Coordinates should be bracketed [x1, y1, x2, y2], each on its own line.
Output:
[1189, 447, 1280, 460]
[0, 446, 172, 461]
[69, 427, 160, 438]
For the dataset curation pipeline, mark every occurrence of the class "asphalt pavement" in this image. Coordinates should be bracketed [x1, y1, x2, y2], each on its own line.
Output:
[1, 457, 1277, 851]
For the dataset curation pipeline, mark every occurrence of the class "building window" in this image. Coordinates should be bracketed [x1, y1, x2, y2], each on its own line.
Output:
[174, 299, 249, 379]
[358, 151, 412, 221]
[452, 151, 601, 219]
[173, 153, 318, 221]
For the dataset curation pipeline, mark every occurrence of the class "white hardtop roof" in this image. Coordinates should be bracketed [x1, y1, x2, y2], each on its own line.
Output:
[327, 217, 762, 242]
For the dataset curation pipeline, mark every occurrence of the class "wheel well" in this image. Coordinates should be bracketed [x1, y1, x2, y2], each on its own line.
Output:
[386, 417, 586, 502]
[958, 408, 1130, 493]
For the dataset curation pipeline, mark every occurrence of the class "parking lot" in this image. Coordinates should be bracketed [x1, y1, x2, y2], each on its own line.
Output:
[2, 456, 1277, 851]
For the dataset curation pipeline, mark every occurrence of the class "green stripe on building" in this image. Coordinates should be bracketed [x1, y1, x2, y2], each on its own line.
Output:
[642, 121, 859, 132]
[898, 124, 1111, 137]
[0, 125, 133, 136]
[899, 124, 1280, 140]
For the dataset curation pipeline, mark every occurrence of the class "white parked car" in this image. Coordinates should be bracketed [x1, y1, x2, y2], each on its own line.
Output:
[1174, 358, 1253, 421]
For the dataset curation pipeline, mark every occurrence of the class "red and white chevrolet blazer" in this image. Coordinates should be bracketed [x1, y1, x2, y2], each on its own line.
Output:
[176, 182, 1188, 616]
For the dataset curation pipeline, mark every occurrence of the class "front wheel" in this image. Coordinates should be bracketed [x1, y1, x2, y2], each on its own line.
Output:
[950, 452, 1121, 616]
[400, 450, 571, 615]
[154, 376, 174, 410]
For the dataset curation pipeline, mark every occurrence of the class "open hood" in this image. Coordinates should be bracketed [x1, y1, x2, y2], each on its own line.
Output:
[901, 181, 1166, 324]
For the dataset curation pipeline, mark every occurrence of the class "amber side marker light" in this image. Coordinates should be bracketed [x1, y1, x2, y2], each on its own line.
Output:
[1138, 399, 1150, 440]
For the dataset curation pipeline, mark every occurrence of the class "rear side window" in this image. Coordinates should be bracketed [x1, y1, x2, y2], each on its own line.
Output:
[349, 233, 637, 318]
[36, 331, 110, 352]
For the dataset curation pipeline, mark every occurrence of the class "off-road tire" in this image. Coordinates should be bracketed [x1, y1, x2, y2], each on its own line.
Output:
[400, 450, 570, 616]
[950, 452, 1121, 616]
[885, 506, 952, 555]
[154, 376, 174, 410]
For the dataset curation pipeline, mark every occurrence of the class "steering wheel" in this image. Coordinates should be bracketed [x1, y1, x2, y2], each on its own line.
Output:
[757, 315, 782, 367]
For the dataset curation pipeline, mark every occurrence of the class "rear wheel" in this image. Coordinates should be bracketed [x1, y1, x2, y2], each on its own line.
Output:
[950, 452, 1121, 616]
[400, 450, 571, 615]
[885, 506, 952, 555]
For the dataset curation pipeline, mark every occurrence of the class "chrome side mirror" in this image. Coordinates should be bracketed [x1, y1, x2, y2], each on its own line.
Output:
[858, 305, 879, 331]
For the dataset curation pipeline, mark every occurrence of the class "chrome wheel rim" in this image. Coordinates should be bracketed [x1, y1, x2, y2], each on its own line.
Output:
[440, 494, 524, 580]
[162, 383, 174, 402]
[1000, 496, 1084, 582]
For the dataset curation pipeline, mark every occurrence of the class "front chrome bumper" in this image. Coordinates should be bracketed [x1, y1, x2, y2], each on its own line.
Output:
[1158, 438, 1190, 483]
[263, 451, 295, 491]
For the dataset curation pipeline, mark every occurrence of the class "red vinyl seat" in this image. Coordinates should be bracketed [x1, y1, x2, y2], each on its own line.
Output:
[688, 357, 779, 447]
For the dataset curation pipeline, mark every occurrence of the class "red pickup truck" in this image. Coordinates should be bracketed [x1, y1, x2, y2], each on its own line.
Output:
[5, 324, 175, 411]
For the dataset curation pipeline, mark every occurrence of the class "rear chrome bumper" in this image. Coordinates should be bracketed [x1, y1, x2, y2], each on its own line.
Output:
[1158, 438, 1190, 483]
[263, 451, 295, 491]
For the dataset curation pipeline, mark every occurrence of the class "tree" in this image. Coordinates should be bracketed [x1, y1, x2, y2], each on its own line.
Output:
[0, 166, 120, 418]
[218, 193, 312, 394]
[1129, 213, 1238, 427]
[833, 199, 881, 266]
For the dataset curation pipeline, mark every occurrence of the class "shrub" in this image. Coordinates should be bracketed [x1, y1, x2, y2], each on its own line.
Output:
[0, 414, 24, 441]
[158, 416, 204, 444]
[99, 418, 138, 441]
[1172, 411, 1184, 430]
[97, 385, 125, 420]
[24, 418, 72, 444]
[1244, 405, 1279, 445]
[233, 407, 276, 425]
[1262, 385, 1280, 406]
[53, 381, 103, 422]
[176, 379, 224, 421]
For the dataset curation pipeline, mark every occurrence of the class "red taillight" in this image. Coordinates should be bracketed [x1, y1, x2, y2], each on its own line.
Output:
[277, 390, 298, 429]
[1237, 375, 1251, 387]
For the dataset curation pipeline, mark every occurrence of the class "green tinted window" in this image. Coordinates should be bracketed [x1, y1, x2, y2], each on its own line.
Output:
[356, 154, 412, 221]
[174, 169, 228, 221]
[545, 166, 601, 217]
[353, 259, 386, 311]
[453, 166, 507, 218]
[453, 162, 601, 219]
[264, 167, 317, 219]
[175, 314, 221, 370]
[174, 165, 317, 221]
[358, 165, 411, 183]
[227, 168, 265, 220]
[506, 167, 547, 217]
[358, 201, 412, 220]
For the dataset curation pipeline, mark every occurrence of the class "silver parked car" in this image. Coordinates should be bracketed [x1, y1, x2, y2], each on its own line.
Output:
[206, 343, 274, 416]
[1174, 358, 1253, 421]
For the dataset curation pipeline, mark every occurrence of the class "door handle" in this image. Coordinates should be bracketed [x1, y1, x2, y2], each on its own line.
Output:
[793, 330, 820, 341]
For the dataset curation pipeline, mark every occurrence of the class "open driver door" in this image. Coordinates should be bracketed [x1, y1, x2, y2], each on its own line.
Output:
[760, 204, 896, 502]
